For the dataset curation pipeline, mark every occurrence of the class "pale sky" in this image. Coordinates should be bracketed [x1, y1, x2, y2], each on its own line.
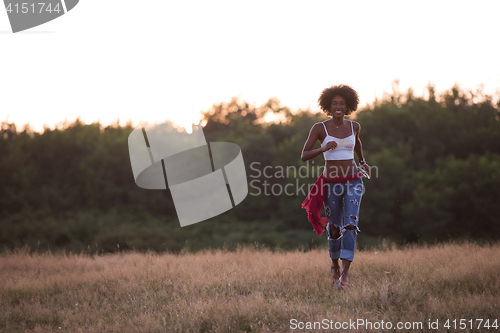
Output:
[1, 0, 500, 133]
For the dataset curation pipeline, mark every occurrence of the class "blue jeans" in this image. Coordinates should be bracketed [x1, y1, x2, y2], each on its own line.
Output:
[324, 176, 364, 262]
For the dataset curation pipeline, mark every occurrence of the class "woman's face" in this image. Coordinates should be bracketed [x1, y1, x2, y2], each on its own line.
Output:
[330, 95, 347, 117]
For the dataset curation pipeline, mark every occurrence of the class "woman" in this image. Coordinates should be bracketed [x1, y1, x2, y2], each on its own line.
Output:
[301, 84, 370, 289]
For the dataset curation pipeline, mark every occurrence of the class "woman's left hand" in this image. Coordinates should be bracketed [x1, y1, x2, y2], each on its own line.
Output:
[360, 163, 370, 178]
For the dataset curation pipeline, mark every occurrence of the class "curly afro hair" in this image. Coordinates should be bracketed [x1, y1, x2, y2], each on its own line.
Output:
[318, 84, 359, 116]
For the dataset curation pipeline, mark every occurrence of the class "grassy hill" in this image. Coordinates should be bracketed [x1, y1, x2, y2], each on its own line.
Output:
[1, 241, 499, 332]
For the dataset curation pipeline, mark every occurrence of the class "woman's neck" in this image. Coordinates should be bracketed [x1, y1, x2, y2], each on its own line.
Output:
[331, 117, 344, 127]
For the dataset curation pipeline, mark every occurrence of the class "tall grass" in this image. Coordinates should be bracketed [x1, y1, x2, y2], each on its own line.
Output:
[1, 241, 499, 332]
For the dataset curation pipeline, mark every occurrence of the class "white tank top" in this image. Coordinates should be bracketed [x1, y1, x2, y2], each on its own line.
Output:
[321, 121, 355, 160]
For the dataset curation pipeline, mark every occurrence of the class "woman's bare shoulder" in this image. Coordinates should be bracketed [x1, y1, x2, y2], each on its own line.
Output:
[351, 121, 361, 133]
[310, 122, 325, 131]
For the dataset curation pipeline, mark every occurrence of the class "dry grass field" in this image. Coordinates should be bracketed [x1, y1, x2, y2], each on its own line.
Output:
[1, 241, 499, 332]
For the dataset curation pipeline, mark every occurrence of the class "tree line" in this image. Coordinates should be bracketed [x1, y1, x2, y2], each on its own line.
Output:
[1, 84, 499, 253]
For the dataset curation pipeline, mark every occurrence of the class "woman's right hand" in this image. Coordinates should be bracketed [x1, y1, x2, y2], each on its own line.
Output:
[321, 141, 337, 152]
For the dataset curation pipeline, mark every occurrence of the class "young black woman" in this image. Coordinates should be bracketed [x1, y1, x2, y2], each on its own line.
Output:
[301, 84, 370, 289]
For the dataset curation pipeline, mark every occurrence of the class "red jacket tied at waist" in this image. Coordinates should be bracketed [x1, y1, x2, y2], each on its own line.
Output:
[301, 172, 362, 236]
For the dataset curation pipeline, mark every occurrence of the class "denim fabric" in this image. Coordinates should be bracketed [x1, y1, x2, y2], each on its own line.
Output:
[324, 176, 364, 261]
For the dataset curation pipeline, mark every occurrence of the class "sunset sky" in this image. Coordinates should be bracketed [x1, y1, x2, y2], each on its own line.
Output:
[1, 0, 499, 132]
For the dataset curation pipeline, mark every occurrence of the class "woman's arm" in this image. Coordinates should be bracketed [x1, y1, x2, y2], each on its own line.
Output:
[353, 122, 370, 176]
[301, 123, 336, 162]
